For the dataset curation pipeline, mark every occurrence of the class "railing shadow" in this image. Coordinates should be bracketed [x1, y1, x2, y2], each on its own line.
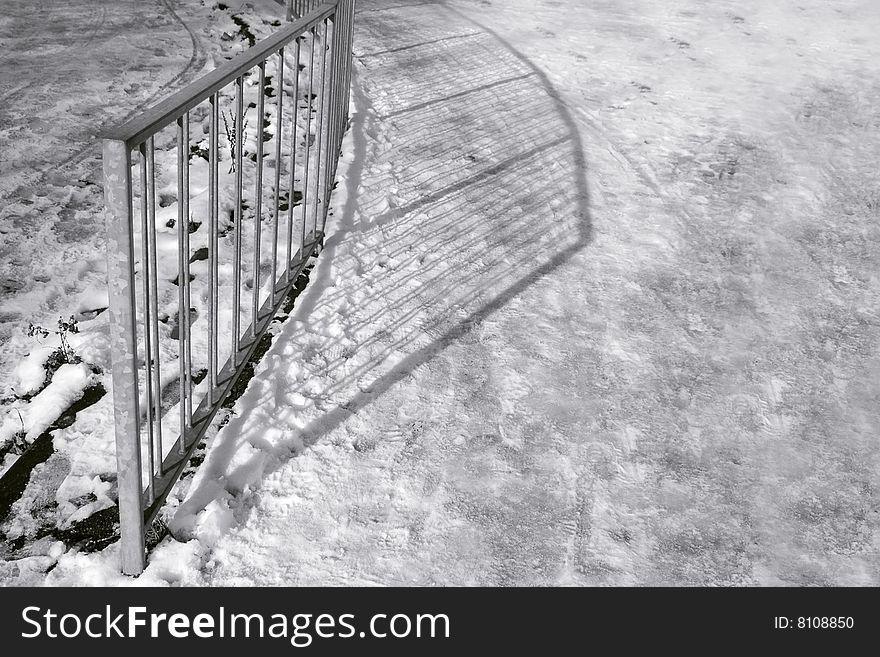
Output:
[171, 0, 592, 538]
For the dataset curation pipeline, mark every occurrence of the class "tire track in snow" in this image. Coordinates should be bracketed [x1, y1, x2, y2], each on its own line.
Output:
[0, 0, 208, 197]
[47, 0, 208, 175]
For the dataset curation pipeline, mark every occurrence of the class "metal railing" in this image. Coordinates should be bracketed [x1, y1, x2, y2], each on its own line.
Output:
[287, 0, 324, 20]
[102, 0, 355, 575]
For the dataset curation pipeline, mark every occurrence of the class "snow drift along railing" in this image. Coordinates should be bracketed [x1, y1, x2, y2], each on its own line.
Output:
[102, 0, 355, 575]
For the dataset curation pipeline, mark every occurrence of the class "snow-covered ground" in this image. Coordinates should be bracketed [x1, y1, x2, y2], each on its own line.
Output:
[4, 0, 880, 585]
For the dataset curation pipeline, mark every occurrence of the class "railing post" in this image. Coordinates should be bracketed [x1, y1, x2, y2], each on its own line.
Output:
[102, 138, 146, 576]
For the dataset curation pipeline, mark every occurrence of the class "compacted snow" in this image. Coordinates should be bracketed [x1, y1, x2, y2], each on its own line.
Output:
[4, 0, 880, 585]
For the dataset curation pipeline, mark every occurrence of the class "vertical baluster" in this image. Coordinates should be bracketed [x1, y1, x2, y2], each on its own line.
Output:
[286, 40, 302, 281]
[344, 0, 353, 118]
[182, 113, 193, 445]
[300, 27, 316, 252]
[312, 20, 328, 241]
[145, 138, 163, 475]
[337, 2, 347, 147]
[232, 76, 244, 363]
[253, 63, 266, 333]
[335, 4, 346, 161]
[321, 14, 339, 228]
[325, 14, 339, 205]
[339, 1, 350, 167]
[177, 114, 192, 453]
[176, 118, 187, 448]
[138, 144, 156, 502]
[343, 0, 353, 140]
[271, 49, 285, 301]
[208, 93, 220, 404]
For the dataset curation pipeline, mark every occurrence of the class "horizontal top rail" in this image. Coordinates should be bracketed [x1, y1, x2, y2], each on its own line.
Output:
[103, 1, 338, 148]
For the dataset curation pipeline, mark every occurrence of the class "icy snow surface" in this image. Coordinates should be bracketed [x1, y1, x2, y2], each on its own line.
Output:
[9, 0, 880, 585]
